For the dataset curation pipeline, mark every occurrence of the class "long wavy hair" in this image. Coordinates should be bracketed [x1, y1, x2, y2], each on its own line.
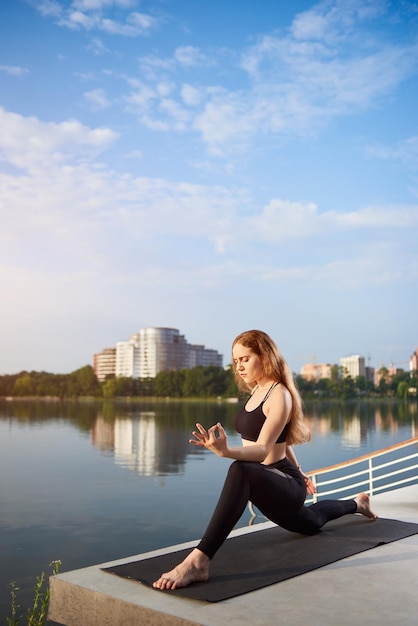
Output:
[232, 330, 310, 445]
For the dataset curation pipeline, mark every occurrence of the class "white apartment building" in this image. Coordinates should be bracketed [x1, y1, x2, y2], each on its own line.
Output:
[105, 327, 223, 379]
[138, 327, 189, 378]
[340, 354, 366, 379]
[116, 333, 141, 378]
[93, 347, 116, 382]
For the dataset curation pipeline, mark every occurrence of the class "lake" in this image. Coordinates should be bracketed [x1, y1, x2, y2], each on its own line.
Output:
[0, 398, 417, 619]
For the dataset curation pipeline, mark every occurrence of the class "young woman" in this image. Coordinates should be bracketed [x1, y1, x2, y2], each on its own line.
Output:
[153, 330, 377, 590]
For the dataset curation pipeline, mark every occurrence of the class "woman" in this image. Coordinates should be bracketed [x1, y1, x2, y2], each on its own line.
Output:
[153, 330, 377, 590]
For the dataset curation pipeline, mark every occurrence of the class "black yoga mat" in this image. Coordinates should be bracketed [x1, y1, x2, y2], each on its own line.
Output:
[102, 517, 418, 602]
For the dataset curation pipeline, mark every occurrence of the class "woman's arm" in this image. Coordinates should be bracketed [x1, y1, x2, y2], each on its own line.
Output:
[190, 385, 291, 463]
[190, 422, 271, 462]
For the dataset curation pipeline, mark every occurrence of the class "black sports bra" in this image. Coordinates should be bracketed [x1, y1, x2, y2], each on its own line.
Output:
[234, 382, 290, 444]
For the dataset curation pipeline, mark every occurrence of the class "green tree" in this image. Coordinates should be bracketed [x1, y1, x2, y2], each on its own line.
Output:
[396, 381, 409, 400]
[71, 365, 99, 395]
[182, 367, 205, 397]
[377, 367, 390, 395]
[202, 366, 228, 396]
[102, 378, 118, 399]
[154, 369, 185, 397]
[13, 373, 35, 396]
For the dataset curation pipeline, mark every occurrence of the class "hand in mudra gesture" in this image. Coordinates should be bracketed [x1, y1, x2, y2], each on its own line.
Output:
[190, 422, 228, 457]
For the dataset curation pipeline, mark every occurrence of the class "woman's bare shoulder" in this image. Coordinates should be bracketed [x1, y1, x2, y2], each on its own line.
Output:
[267, 382, 292, 409]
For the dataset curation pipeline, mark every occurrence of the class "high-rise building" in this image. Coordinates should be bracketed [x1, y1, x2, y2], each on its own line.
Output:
[99, 327, 223, 379]
[115, 333, 141, 378]
[93, 347, 116, 382]
[138, 327, 189, 378]
[340, 355, 366, 379]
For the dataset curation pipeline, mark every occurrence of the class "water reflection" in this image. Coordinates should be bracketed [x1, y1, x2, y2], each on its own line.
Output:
[91, 411, 191, 475]
[303, 400, 417, 453]
[1, 399, 417, 474]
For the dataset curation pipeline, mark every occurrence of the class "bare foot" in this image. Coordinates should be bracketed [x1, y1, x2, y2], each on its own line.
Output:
[355, 493, 378, 520]
[152, 549, 210, 590]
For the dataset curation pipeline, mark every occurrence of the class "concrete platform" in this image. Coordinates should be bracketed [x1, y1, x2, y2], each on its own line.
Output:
[48, 484, 418, 626]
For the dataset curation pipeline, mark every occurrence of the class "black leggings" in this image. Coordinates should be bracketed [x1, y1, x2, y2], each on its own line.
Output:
[197, 459, 357, 559]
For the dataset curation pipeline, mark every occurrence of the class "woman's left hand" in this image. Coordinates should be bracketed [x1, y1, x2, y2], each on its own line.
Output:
[189, 422, 228, 457]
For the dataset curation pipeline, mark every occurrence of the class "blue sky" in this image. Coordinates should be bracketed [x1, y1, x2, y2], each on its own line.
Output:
[1, 0, 417, 375]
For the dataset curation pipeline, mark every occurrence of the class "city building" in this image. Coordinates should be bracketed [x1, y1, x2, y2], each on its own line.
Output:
[95, 327, 223, 380]
[116, 333, 141, 378]
[188, 344, 223, 369]
[138, 327, 189, 378]
[340, 355, 366, 379]
[300, 363, 334, 382]
[374, 364, 404, 387]
[93, 347, 116, 382]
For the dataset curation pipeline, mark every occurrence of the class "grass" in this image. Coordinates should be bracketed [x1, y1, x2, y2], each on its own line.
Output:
[5, 561, 61, 626]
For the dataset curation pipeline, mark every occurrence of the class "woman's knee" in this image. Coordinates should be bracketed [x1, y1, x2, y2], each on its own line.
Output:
[227, 460, 257, 483]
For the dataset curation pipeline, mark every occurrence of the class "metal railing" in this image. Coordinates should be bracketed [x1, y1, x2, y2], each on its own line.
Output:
[248, 437, 418, 520]
[305, 437, 418, 504]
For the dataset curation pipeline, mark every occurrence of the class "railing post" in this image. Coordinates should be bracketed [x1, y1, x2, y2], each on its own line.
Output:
[368, 458, 373, 496]
[312, 474, 318, 503]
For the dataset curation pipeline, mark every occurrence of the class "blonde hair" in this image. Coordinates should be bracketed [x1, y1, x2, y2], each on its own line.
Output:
[232, 330, 310, 445]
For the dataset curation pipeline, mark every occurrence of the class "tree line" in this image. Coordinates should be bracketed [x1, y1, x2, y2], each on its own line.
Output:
[0, 364, 417, 401]
[0, 365, 236, 400]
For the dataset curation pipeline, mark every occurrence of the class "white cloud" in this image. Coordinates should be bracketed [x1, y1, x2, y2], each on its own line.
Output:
[37, 0, 157, 36]
[101, 12, 155, 36]
[66, 9, 96, 29]
[290, 0, 387, 43]
[36, 0, 62, 18]
[0, 108, 118, 172]
[194, 99, 255, 155]
[181, 84, 203, 106]
[72, 0, 136, 10]
[1, 109, 416, 293]
[0, 65, 29, 76]
[174, 46, 214, 67]
[110, 1, 418, 156]
[159, 98, 191, 131]
[124, 81, 157, 110]
[251, 199, 418, 243]
[86, 37, 110, 55]
[84, 88, 111, 109]
[366, 135, 418, 169]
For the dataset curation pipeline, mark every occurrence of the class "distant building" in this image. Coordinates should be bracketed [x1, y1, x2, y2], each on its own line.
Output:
[93, 347, 116, 382]
[138, 327, 189, 378]
[340, 355, 365, 379]
[300, 363, 334, 382]
[365, 366, 375, 383]
[374, 364, 405, 387]
[410, 348, 418, 372]
[188, 344, 223, 369]
[97, 327, 223, 379]
[116, 333, 141, 378]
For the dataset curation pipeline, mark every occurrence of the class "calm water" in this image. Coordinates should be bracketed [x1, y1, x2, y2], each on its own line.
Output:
[0, 398, 417, 618]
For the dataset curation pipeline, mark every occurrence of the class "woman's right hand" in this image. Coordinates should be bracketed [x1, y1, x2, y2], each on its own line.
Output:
[302, 471, 316, 495]
[189, 422, 229, 457]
